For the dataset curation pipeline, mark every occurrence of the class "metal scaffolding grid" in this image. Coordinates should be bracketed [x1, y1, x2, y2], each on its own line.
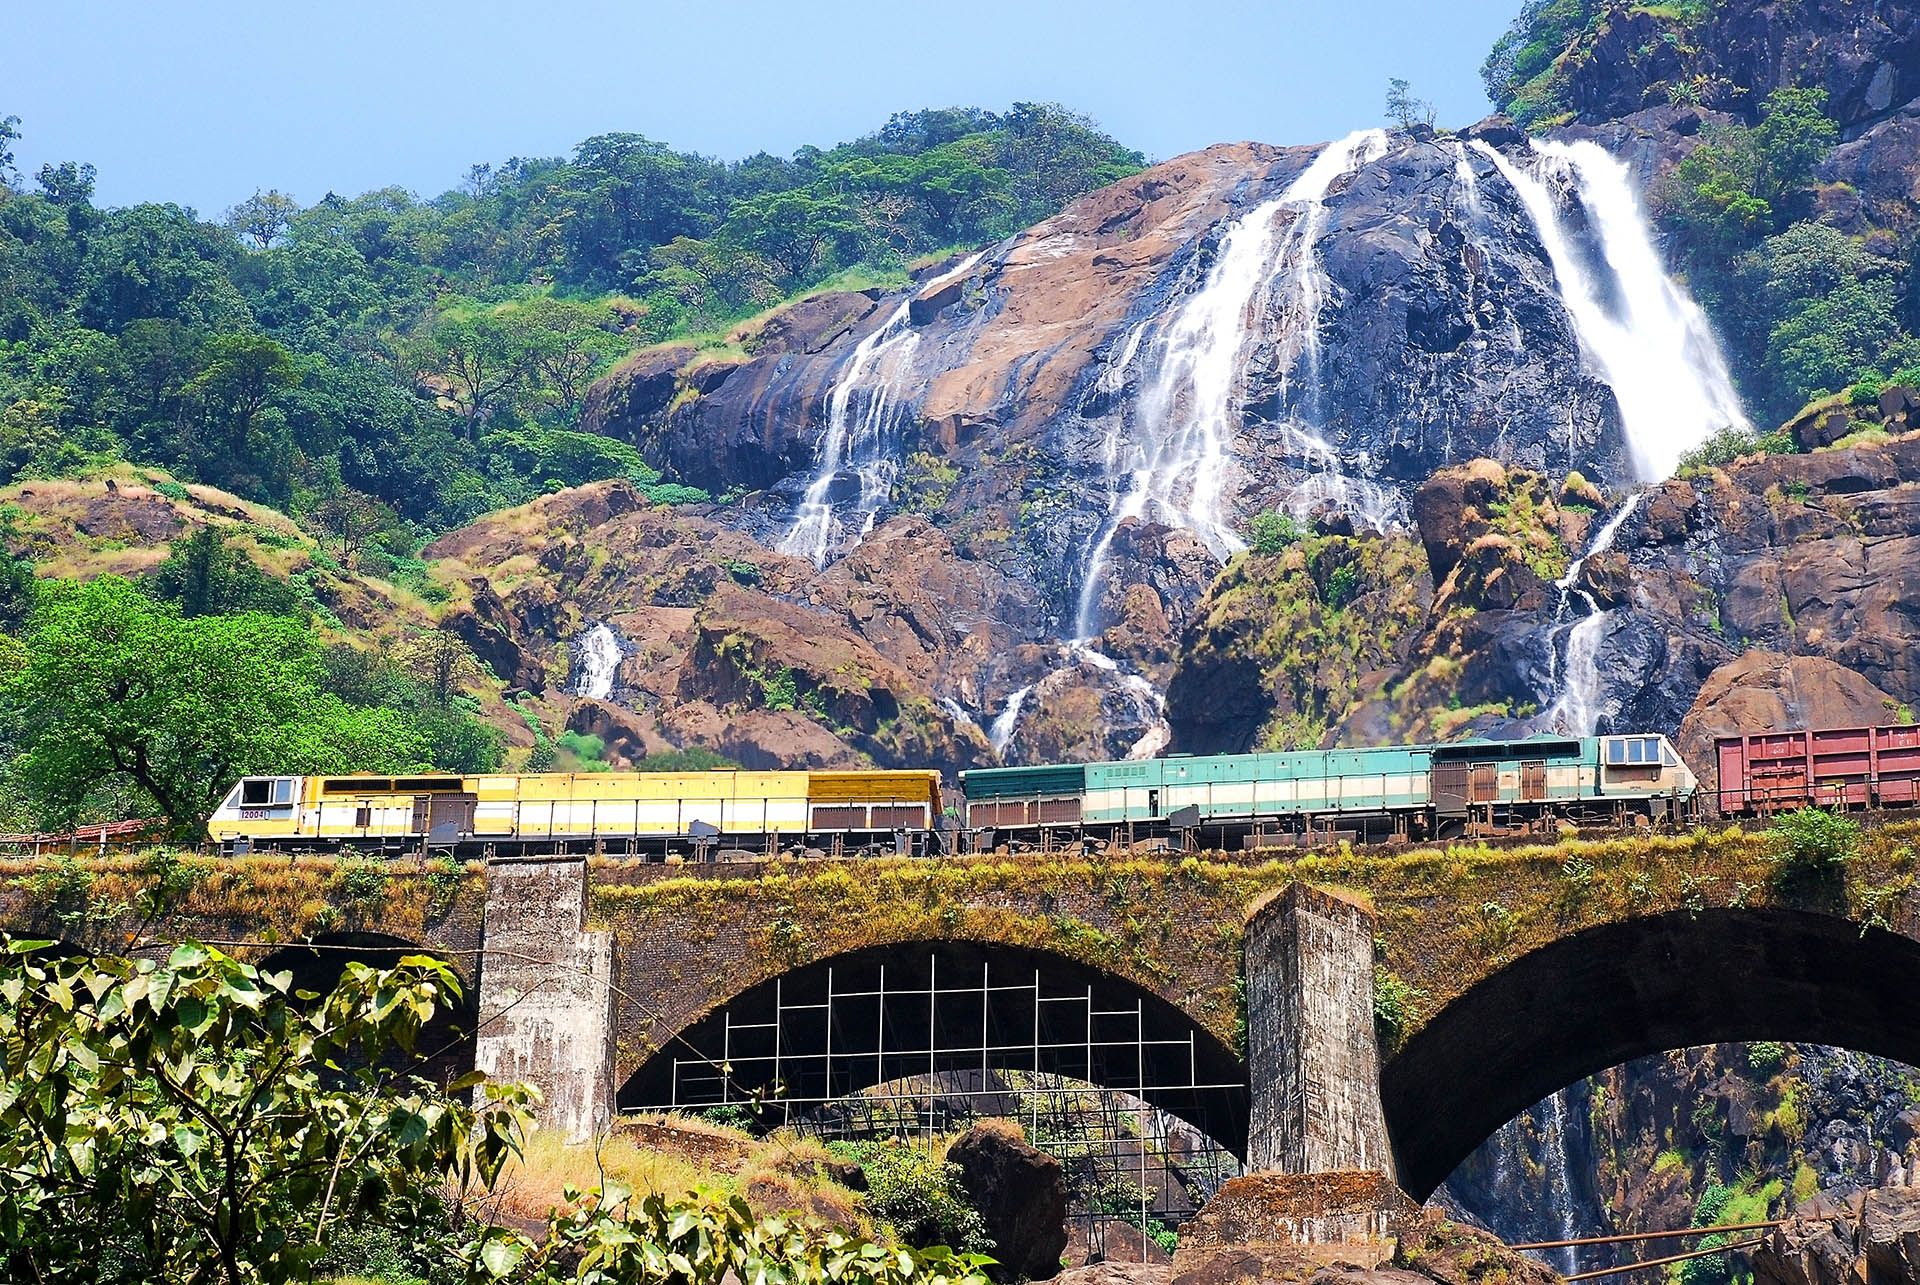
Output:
[630, 952, 1245, 1260]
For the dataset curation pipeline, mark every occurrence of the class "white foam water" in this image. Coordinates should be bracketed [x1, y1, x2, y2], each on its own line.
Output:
[1471, 139, 1747, 483]
[573, 623, 623, 701]
[781, 252, 984, 566]
[1544, 492, 1644, 736]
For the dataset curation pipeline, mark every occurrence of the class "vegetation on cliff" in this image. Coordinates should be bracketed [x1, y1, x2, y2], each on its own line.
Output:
[0, 105, 1138, 538]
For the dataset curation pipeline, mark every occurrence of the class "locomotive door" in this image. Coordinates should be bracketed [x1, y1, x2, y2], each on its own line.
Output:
[1469, 762, 1499, 804]
[416, 793, 477, 843]
[1520, 760, 1547, 802]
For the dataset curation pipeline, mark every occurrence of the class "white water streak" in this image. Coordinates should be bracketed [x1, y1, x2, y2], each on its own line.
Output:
[1472, 139, 1746, 483]
[573, 623, 623, 701]
[781, 253, 984, 565]
[1075, 129, 1388, 640]
[1545, 493, 1644, 736]
[987, 685, 1033, 757]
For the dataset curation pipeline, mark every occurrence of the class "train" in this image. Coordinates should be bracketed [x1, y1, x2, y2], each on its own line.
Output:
[207, 768, 943, 857]
[208, 729, 1705, 857]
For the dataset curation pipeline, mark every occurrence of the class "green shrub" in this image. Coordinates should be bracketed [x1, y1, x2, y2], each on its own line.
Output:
[1767, 807, 1859, 885]
[1322, 563, 1360, 609]
[1747, 1041, 1789, 1076]
[556, 728, 606, 762]
[1373, 966, 1420, 1051]
[1247, 510, 1303, 555]
[832, 1140, 992, 1254]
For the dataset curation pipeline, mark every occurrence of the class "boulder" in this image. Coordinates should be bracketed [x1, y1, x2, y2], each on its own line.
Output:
[1676, 651, 1903, 803]
[1754, 1191, 1869, 1285]
[948, 1121, 1069, 1282]
[1048, 1264, 1173, 1285]
[1862, 1187, 1920, 1285]
[1391, 1214, 1561, 1285]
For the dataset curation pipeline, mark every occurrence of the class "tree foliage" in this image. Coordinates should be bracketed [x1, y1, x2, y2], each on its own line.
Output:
[0, 576, 432, 836]
[0, 939, 992, 1285]
[0, 939, 525, 1285]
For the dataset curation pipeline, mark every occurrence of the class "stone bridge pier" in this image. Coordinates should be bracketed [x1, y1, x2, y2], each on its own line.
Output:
[1194, 884, 1413, 1262]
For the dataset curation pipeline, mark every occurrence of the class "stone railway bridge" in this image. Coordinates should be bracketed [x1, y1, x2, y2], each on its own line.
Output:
[5, 821, 1920, 1204]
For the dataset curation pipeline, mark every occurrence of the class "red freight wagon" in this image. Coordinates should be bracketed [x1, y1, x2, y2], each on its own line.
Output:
[1714, 724, 1920, 816]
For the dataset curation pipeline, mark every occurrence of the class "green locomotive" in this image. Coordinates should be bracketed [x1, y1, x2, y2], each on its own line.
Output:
[959, 733, 1696, 849]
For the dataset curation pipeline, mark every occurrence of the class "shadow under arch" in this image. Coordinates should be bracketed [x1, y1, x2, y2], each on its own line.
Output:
[620, 939, 1250, 1155]
[1383, 906, 1920, 1200]
[257, 931, 478, 1086]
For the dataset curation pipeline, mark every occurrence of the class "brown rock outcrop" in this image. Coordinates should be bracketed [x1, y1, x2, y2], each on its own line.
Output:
[1752, 1187, 1920, 1285]
[948, 1120, 1069, 1282]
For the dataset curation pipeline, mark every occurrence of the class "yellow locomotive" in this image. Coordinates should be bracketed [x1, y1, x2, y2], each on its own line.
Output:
[207, 768, 943, 857]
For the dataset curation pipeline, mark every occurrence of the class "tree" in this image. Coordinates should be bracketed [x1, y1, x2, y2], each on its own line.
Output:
[1386, 78, 1437, 130]
[416, 308, 534, 432]
[513, 294, 627, 417]
[0, 939, 526, 1285]
[1, 576, 428, 836]
[223, 188, 300, 250]
[182, 331, 298, 452]
[149, 526, 305, 618]
[0, 114, 19, 188]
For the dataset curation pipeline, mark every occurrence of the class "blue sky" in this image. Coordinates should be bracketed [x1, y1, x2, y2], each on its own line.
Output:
[9, 0, 1521, 215]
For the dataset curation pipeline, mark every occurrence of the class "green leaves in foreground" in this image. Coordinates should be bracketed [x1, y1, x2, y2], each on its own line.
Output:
[0, 937, 528, 1285]
[0, 936, 992, 1285]
[465, 1183, 993, 1285]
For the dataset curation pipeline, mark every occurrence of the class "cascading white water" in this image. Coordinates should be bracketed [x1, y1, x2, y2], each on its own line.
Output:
[983, 644, 1171, 763]
[988, 685, 1033, 756]
[1471, 139, 1747, 483]
[1544, 492, 1644, 736]
[781, 252, 984, 566]
[1074, 129, 1389, 641]
[573, 623, 623, 701]
[1538, 1091, 1586, 1276]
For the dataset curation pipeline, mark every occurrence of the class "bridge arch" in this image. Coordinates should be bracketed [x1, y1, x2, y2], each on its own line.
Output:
[1382, 906, 1920, 1199]
[619, 939, 1249, 1154]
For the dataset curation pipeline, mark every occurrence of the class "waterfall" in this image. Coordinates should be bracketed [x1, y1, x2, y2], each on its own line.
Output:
[1543, 492, 1644, 736]
[988, 685, 1033, 756]
[1074, 128, 1389, 641]
[1538, 1091, 1586, 1277]
[1470, 139, 1747, 483]
[982, 644, 1170, 763]
[573, 623, 623, 701]
[781, 252, 984, 566]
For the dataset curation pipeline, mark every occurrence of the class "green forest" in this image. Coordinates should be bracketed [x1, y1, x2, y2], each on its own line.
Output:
[0, 106, 1142, 535]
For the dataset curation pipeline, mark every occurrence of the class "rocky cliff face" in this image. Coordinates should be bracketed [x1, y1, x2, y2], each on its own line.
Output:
[571, 117, 1755, 761]
[1557, 0, 1919, 136]
[1443, 1045, 1920, 1279]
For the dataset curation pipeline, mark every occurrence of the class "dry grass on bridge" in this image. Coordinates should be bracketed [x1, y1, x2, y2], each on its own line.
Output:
[2, 819, 1916, 1060]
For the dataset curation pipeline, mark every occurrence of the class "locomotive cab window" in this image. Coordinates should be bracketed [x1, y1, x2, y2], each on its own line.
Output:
[236, 777, 296, 807]
[1605, 737, 1663, 766]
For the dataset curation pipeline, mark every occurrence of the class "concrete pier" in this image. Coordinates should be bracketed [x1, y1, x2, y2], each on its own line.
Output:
[472, 856, 616, 1141]
[1244, 883, 1395, 1178]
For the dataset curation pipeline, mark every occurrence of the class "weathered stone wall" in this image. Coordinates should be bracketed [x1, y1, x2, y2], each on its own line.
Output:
[473, 857, 616, 1141]
[1245, 886, 1394, 1177]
